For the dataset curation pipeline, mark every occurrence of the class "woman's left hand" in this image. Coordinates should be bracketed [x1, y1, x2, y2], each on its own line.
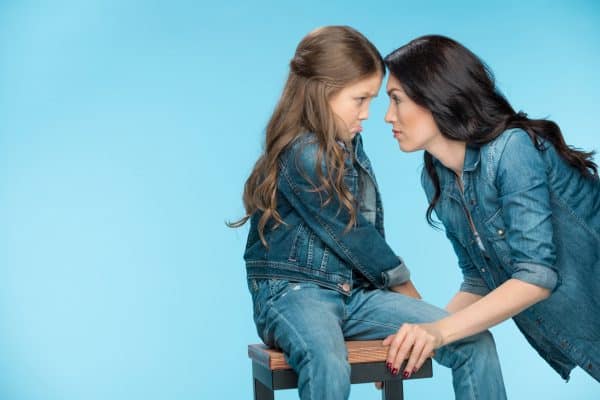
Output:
[383, 322, 443, 378]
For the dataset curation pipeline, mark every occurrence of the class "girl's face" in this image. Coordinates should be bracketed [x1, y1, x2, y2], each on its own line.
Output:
[384, 74, 442, 152]
[329, 73, 382, 141]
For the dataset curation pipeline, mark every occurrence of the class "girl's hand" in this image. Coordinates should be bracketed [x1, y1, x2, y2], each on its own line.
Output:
[383, 322, 443, 378]
[389, 280, 421, 299]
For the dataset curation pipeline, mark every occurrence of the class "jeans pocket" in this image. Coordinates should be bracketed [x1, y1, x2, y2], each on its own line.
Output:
[267, 278, 291, 299]
[252, 279, 291, 346]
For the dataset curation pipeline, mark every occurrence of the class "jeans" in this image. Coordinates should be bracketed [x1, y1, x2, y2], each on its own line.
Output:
[249, 279, 507, 400]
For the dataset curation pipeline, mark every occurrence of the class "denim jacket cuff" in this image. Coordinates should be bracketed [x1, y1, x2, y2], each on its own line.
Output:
[511, 262, 559, 291]
[460, 277, 491, 296]
[381, 258, 411, 287]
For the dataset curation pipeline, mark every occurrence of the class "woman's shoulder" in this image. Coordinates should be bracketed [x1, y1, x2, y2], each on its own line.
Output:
[480, 128, 539, 171]
[482, 128, 532, 155]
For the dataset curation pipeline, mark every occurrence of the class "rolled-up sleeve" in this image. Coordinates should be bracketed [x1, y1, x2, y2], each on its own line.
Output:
[382, 257, 411, 287]
[496, 130, 559, 291]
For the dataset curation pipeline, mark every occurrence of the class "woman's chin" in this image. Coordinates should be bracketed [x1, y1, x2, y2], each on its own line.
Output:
[398, 141, 418, 153]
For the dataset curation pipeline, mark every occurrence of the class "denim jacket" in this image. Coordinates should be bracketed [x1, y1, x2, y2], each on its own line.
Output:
[244, 132, 410, 295]
[422, 128, 600, 381]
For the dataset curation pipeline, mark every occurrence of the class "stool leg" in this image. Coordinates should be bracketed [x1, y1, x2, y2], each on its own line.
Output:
[253, 378, 274, 400]
[382, 379, 403, 400]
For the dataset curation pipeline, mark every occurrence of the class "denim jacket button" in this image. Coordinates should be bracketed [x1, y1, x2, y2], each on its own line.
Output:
[340, 283, 351, 293]
[497, 229, 505, 236]
[481, 267, 486, 273]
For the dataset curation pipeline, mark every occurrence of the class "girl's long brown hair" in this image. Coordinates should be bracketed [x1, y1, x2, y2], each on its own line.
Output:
[228, 26, 385, 245]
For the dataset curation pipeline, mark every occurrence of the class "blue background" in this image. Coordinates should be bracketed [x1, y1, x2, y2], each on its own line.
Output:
[0, 0, 598, 399]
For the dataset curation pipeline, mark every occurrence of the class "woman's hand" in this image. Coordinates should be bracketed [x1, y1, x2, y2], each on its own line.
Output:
[383, 322, 443, 378]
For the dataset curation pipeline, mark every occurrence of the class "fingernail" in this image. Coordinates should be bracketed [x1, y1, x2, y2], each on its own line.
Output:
[412, 368, 417, 373]
[392, 368, 398, 375]
[386, 362, 392, 370]
[403, 371, 410, 378]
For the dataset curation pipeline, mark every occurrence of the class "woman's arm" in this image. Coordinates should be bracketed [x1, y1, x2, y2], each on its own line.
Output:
[385, 130, 560, 377]
[445, 291, 482, 313]
[384, 278, 550, 377]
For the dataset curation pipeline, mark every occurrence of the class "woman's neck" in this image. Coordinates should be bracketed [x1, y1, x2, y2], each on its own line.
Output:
[426, 136, 467, 178]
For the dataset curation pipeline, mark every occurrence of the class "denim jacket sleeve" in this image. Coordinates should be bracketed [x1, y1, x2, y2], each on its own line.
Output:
[446, 230, 491, 296]
[277, 139, 410, 288]
[420, 168, 489, 295]
[496, 130, 558, 291]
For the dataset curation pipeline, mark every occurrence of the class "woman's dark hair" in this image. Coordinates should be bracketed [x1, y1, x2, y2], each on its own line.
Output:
[384, 35, 597, 226]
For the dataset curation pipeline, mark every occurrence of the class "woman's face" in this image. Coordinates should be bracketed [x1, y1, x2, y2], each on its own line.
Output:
[329, 73, 382, 141]
[384, 74, 442, 152]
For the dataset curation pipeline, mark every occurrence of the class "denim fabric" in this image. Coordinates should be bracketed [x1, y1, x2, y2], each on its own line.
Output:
[422, 128, 600, 381]
[245, 132, 410, 294]
[249, 278, 507, 400]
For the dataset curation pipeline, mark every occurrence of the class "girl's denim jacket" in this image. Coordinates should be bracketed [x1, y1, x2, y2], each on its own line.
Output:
[422, 128, 600, 381]
[244, 132, 410, 295]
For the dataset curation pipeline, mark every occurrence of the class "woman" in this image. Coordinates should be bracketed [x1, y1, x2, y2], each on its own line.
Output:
[230, 27, 506, 399]
[382, 34, 599, 383]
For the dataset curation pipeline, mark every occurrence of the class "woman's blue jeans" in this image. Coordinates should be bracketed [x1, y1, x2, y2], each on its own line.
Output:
[249, 279, 507, 400]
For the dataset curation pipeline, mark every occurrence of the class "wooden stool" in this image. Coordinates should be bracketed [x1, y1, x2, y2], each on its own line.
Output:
[248, 340, 433, 400]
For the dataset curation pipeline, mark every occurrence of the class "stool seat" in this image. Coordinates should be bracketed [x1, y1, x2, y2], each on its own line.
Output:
[248, 340, 433, 400]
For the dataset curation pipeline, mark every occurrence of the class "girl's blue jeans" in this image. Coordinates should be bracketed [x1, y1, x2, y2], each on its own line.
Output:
[249, 279, 507, 400]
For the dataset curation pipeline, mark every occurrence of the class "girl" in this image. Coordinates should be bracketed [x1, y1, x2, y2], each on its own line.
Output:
[382, 35, 600, 384]
[231, 27, 506, 399]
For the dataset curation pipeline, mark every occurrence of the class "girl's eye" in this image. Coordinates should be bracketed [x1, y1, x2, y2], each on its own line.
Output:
[356, 97, 366, 105]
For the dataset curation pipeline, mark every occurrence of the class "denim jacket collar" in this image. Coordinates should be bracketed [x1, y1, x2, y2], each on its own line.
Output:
[463, 145, 481, 173]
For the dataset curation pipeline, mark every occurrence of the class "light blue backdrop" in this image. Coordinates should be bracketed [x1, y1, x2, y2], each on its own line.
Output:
[0, 0, 598, 399]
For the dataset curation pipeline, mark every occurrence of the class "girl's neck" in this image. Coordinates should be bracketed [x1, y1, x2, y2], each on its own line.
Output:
[426, 136, 467, 178]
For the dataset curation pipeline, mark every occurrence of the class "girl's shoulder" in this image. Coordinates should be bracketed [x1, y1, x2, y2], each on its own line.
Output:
[280, 132, 323, 174]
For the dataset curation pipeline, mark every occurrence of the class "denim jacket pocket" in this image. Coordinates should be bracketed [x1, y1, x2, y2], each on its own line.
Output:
[484, 208, 512, 266]
[288, 223, 307, 262]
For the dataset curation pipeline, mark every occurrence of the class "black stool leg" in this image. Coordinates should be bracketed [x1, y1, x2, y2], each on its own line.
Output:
[253, 378, 274, 400]
[382, 379, 403, 400]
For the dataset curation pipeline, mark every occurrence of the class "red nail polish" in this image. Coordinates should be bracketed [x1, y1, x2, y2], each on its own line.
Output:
[392, 368, 398, 375]
[412, 368, 417, 373]
[403, 371, 410, 378]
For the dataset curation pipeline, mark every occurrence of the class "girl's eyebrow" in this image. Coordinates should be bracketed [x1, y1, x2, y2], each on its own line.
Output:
[356, 91, 378, 97]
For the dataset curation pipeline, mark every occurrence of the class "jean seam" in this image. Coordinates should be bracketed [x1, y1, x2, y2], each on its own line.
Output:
[438, 345, 479, 400]
[269, 305, 315, 399]
[344, 318, 400, 331]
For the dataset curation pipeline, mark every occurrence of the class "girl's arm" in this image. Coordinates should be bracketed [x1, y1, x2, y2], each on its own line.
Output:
[279, 138, 411, 289]
[390, 280, 421, 299]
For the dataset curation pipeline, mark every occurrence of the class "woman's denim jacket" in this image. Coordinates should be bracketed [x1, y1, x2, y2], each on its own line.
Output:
[422, 128, 600, 381]
[244, 132, 410, 295]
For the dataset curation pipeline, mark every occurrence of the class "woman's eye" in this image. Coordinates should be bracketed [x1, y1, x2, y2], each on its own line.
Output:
[392, 95, 401, 105]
